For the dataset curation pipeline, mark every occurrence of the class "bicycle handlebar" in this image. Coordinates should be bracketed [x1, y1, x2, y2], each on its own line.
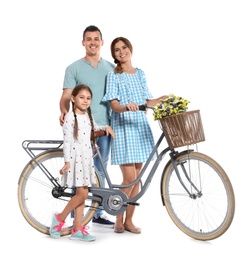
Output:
[126, 104, 149, 111]
[138, 104, 147, 111]
[92, 104, 148, 140]
[91, 130, 107, 139]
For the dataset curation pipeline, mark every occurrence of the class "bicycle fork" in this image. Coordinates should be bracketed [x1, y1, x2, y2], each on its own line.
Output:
[170, 151, 202, 199]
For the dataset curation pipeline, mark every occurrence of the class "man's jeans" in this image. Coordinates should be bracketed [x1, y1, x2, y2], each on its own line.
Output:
[93, 135, 111, 218]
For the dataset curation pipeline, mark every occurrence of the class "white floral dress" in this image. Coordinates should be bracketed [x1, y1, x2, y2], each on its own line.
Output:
[61, 111, 103, 187]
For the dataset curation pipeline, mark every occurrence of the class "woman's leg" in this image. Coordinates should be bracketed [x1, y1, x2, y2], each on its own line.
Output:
[114, 163, 142, 233]
[122, 163, 142, 231]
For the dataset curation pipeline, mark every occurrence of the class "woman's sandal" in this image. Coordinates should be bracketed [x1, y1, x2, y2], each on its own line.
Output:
[114, 225, 125, 233]
[124, 224, 141, 234]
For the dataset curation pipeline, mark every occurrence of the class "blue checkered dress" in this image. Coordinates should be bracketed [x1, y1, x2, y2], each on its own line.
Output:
[102, 68, 155, 165]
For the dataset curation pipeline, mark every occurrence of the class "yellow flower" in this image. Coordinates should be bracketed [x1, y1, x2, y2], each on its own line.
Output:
[153, 94, 190, 120]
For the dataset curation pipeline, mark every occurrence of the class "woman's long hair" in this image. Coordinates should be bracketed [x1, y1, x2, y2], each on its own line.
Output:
[110, 37, 133, 74]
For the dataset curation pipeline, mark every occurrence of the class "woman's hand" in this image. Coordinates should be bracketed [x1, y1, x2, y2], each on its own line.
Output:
[147, 95, 169, 107]
[125, 102, 140, 112]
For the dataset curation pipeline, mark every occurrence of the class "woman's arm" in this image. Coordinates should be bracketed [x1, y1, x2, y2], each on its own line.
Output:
[146, 95, 169, 107]
[110, 95, 169, 112]
[110, 99, 139, 112]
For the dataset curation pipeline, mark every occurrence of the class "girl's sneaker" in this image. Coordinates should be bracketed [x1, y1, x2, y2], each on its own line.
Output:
[49, 213, 65, 239]
[69, 226, 96, 242]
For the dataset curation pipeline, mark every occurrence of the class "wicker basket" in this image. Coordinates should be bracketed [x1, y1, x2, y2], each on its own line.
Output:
[159, 110, 205, 149]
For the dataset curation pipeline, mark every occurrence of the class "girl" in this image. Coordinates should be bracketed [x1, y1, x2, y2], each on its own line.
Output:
[50, 84, 114, 241]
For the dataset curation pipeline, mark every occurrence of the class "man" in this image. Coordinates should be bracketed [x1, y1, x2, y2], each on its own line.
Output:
[59, 25, 115, 227]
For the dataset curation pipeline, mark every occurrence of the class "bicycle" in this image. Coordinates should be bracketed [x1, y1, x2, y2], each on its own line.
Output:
[17, 106, 235, 241]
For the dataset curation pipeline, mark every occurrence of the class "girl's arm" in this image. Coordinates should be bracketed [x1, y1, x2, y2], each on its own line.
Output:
[93, 118, 115, 139]
[105, 125, 115, 139]
[59, 162, 70, 175]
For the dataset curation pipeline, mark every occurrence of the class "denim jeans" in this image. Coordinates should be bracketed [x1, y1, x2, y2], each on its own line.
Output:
[93, 135, 111, 218]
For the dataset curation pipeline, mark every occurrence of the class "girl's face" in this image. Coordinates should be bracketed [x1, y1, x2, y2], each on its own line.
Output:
[113, 40, 132, 64]
[71, 89, 92, 114]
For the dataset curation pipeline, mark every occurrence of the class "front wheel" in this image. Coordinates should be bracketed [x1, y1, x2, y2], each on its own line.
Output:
[161, 151, 235, 241]
[17, 150, 100, 236]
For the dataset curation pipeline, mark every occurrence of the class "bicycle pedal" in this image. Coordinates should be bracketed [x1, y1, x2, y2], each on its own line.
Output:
[128, 202, 140, 206]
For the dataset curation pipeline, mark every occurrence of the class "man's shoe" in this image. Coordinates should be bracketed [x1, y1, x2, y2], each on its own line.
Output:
[92, 214, 114, 227]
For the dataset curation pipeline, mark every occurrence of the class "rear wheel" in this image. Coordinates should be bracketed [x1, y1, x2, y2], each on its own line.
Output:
[17, 150, 100, 236]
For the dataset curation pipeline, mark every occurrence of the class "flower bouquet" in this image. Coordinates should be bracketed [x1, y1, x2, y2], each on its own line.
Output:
[153, 94, 190, 121]
[152, 94, 204, 149]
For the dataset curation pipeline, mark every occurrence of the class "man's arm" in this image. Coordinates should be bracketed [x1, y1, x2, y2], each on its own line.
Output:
[59, 88, 72, 126]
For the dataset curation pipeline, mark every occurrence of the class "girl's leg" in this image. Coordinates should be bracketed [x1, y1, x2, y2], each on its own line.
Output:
[58, 186, 88, 223]
[69, 187, 95, 241]
[73, 187, 88, 231]
[50, 186, 88, 238]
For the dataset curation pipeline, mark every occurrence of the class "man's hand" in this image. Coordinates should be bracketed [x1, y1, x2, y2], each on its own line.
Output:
[59, 112, 66, 126]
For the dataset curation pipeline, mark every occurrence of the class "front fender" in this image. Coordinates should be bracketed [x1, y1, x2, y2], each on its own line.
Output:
[160, 149, 193, 205]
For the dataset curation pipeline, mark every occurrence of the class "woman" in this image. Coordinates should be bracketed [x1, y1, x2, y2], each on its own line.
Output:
[102, 37, 168, 234]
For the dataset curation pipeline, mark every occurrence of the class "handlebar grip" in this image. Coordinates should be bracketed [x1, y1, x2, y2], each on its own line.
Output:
[138, 104, 147, 111]
[126, 104, 147, 111]
[90, 130, 106, 140]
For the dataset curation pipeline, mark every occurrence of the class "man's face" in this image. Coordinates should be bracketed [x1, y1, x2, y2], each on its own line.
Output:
[82, 31, 103, 56]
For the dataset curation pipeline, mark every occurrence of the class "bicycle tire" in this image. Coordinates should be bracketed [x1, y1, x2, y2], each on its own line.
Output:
[17, 150, 100, 236]
[161, 151, 235, 241]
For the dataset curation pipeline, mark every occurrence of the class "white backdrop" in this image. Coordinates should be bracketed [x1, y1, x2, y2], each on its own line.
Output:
[1, 0, 250, 259]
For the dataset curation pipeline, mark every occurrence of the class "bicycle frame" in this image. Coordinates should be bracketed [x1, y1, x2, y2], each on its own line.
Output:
[90, 132, 200, 213]
[21, 133, 196, 216]
[90, 133, 170, 201]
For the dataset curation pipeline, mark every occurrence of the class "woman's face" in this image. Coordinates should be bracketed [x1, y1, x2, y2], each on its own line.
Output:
[113, 40, 132, 64]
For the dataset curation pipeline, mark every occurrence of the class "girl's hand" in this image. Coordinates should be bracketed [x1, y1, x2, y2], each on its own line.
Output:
[59, 162, 70, 174]
[105, 125, 115, 139]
